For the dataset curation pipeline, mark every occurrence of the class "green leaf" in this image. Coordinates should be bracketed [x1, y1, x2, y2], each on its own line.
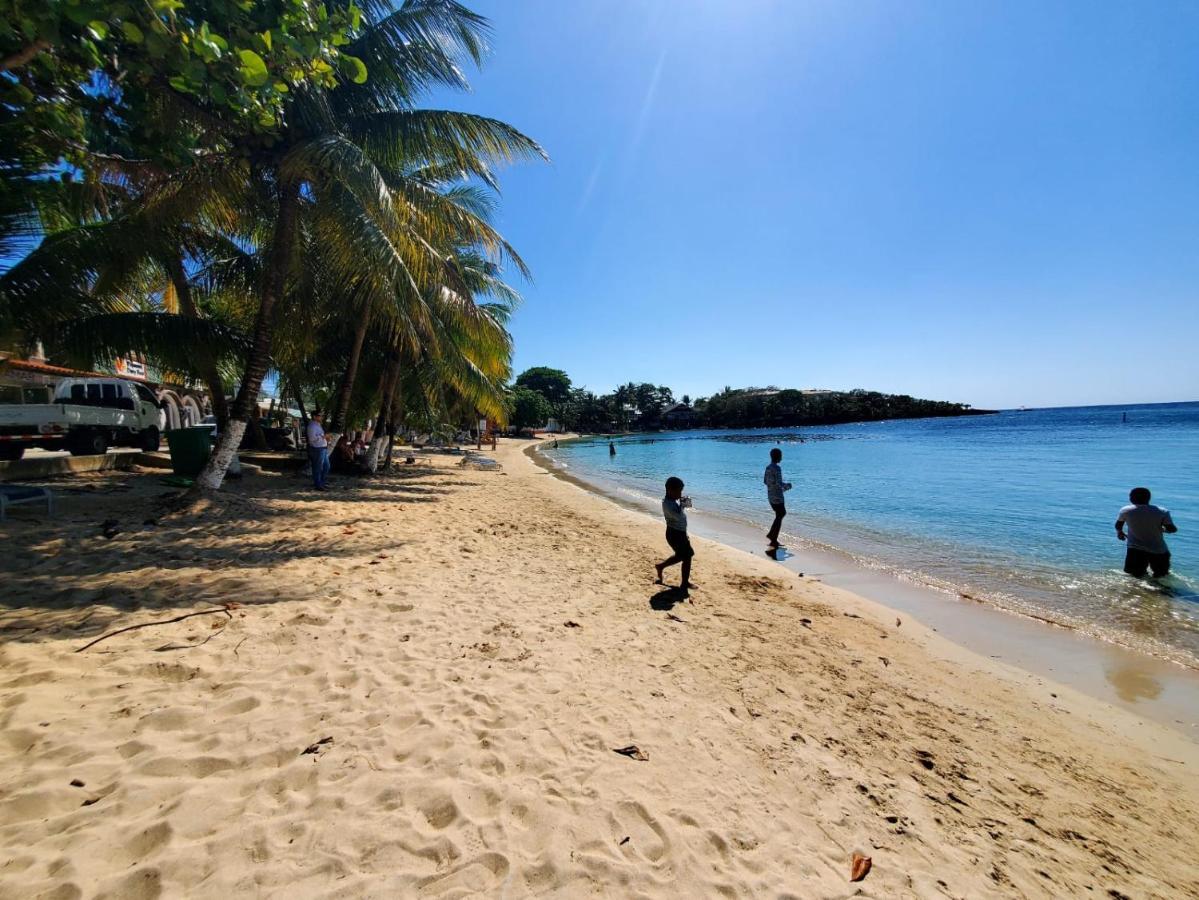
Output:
[339, 53, 367, 84]
[260, 30, 272, 51]
[121, 21, 144, 43]
[349, 3, 361, 30]
[237, 48, 270, 87]
[168, 75, 192, 93]
[87, 20, 109, 41]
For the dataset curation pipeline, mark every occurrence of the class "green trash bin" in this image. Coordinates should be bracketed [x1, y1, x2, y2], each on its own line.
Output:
[164, 426, 212, 478]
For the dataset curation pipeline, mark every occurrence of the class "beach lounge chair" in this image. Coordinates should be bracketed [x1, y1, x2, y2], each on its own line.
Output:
[0, 485, 54, 521]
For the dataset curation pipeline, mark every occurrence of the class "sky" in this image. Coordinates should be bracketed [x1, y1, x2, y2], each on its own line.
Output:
[429, 0, 1199, 410]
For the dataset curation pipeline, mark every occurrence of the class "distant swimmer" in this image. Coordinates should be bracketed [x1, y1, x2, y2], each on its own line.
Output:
[763, 447, 793, 549]
[1116, 487, 1178, 578]
[609, 441, 616, 456]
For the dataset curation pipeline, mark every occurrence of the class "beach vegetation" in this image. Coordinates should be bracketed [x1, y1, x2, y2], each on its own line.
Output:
[0, 0, 545, 488]
[508, 384, 552, 431]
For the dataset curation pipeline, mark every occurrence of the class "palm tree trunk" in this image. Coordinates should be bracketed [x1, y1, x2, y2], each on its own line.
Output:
[165, 256, 229, 431]
[291, 379, 309, 426]
[196, 180, 300, 491]
[365, 347, 400, 472]
[330, 305, 370, 433]
[381, 377, 403, 471]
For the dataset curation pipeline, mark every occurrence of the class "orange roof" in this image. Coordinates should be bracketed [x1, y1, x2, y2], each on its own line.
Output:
[0, 358, 140, 382]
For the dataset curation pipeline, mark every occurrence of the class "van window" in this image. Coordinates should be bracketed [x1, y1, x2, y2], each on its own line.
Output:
[86, 383, 102, 404]
[101, 383, 118, 406]
[135, 384, 158, 404]
[70, 384, 86, 402]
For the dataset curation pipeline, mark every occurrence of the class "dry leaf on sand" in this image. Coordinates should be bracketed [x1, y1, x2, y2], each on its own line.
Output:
[850, 853, 872, 882]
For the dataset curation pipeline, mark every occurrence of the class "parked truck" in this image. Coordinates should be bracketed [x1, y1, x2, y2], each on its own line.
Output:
[0, 377, 162, 460]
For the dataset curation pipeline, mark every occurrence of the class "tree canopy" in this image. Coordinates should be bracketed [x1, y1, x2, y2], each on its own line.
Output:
[514, 366, 571, 406]
[0, 0, 546, 490]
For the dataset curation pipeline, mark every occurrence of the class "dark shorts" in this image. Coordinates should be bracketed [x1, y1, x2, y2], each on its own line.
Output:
[1124, 548, 1170, 578]
[666, 528, 694, 560]
[770, 501, 786, 517]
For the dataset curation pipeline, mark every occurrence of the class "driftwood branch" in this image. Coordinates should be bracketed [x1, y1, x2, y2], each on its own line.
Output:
[75, 605, 236, 652]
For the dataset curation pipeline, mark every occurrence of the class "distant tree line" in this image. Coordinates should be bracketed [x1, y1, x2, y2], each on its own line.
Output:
[694, 387, 988, 428]
[509, 369, 989, 432]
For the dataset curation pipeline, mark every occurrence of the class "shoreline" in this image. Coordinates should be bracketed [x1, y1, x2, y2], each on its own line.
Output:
[530, 439, 1199, 738]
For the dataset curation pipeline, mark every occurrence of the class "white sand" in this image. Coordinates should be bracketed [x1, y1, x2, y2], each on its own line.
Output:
[1, 439, 1197, 898]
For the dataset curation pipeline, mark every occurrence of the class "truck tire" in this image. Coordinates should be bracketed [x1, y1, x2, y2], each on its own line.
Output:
[69, 431, 109, 456]
[140, 426, 161, 452]
[0, 444, 24, 461]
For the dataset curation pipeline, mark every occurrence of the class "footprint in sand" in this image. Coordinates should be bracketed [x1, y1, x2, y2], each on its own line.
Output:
[415, 853, 510, 896]
[610, 801, 669, 863]
[93, 867, 161, 900]
[215, 695, 260, 716]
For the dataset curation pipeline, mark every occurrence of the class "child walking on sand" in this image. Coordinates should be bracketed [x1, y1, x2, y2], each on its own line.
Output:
[656, 476, 695, 592]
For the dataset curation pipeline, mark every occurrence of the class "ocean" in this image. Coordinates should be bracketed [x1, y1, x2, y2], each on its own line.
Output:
[543, 403, 1199, 667]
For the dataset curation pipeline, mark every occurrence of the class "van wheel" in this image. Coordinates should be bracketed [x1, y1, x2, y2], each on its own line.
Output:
[140, 426, 161, 452]
[69, 431, 108, 456]
[0, 445, 24, 461]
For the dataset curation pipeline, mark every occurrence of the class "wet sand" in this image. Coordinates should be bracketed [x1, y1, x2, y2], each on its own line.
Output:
[532, 444, 1199, 736]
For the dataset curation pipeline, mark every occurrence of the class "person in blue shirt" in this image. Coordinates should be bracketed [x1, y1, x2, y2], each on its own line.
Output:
[655, 476, 695, 593]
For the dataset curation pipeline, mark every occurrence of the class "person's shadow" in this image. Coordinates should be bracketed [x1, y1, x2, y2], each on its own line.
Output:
[650, 587, 689, 611]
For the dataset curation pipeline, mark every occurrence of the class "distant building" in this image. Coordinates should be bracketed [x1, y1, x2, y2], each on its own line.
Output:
[661, 402, 697, 429]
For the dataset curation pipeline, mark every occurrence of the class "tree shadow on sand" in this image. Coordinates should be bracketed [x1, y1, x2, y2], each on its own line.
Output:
[0, 464, 482, 647]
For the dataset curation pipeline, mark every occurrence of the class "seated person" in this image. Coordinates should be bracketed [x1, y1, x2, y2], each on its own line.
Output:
[330, 435, 368, 475]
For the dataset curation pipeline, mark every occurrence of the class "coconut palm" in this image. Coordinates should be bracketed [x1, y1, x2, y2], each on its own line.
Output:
[0, 1, 542, 491]
[187, 0, 544, 490]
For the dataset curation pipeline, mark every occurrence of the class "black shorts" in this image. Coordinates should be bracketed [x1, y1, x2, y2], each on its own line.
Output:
[1124, 548, 1170, 578]
[666, 528, 694, 559]
[770, 501, 786, 517]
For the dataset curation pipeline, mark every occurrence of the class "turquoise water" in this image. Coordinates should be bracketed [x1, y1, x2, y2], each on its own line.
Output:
[545, 403, 1199, 666]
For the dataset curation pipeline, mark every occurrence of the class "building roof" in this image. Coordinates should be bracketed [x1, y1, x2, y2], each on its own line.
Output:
[661, 402, 694, 416]
[0, 358, 114, 380]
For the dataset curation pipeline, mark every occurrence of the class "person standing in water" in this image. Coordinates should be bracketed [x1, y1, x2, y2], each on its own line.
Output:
[1116, 487, 1177, 577]
[609, 441, 616, 456]
[763, 447, 793, 548]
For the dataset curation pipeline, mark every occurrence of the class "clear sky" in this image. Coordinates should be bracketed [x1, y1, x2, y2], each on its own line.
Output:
[432, 0, 1199, 410]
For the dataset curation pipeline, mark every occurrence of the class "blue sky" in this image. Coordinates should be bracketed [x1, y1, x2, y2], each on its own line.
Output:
[432, 0, 1199, 409]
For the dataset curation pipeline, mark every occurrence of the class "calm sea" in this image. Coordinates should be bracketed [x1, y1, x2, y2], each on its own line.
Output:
[544, 403, 1199, 667]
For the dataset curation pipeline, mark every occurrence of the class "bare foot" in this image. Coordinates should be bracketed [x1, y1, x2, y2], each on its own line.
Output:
[654, 563, 665, 584]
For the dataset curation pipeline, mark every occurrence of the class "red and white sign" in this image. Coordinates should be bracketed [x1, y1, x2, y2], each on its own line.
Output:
[114, 357, 146, 379]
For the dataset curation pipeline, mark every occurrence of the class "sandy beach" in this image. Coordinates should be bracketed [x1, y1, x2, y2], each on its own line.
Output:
[2, 438, 1198, 899]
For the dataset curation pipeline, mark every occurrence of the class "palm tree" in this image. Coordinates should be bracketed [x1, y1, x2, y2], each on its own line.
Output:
[191, 0, 544, 490]
[0, 2, 542, 491]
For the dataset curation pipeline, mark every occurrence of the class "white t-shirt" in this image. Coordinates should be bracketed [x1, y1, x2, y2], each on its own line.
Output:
[1118, 503, 1174, 554]
[306, 420, 328, 449]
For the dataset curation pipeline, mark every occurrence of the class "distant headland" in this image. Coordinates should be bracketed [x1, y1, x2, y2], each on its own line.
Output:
[509, 368, 993, 432]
